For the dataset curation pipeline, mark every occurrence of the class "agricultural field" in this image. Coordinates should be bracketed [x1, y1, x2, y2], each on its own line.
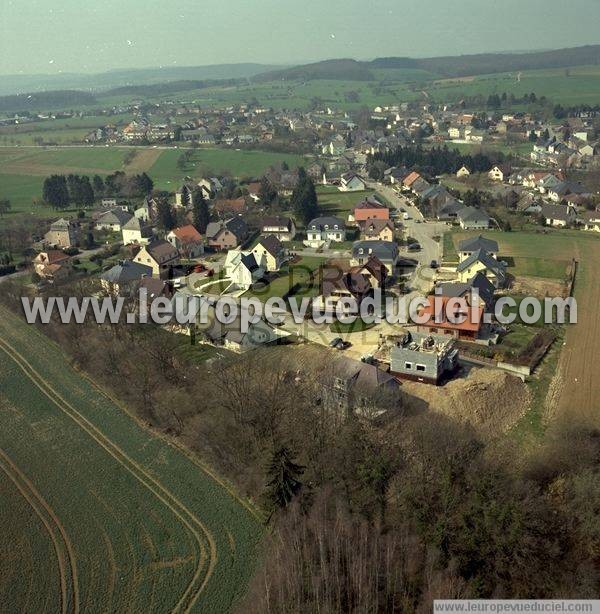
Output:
[0, 306, 263, 613]
[0, 145, 307, 215]
[148, 148, 310, 190]
[444, 228, 579, 280]
[426, 64, 600, 106]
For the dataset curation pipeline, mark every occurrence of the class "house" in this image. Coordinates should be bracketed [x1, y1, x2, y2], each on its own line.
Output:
[402, 171, 422, 191]
[95, 208, 133, 232]
[435, 271, 496, 310]
[197, 305, 280, 353]
[252, 235, 286, 272]
[134, 197, 158, 222]
[352, 198, 389, 223]
[581, 210, 600, 232]
[314, 266, 373, 316]
[323, 356, 400, 415]
[100, 260, 153, 295]
[457, 207, 491, 230]
[390, 331, 459, 384]
[306, 216, 346, 247]
[197, 177, 223, 200]
[348, 255, 388, 289]
[456, 165, 471, 178]
[33, 250, 71, 281]
[44, 218, 80, 248]
[547, 181, 588, 203]
[415, 295, 484, 341]
[457, 235, 499, 262]
[139, 276, 174, 302]
[539, 203, 577, 227]
[224, 249, 265, 290]
[437, 198, 464, 221]
[122, 217, 153, 246]
[359, 219, 395, 242]
[456, 249, 507, 288]
[206, 217, 249, 250]
[261, 216, 296, 242]
[351, 240, 399, 274]
[214, 197, 247, 216]
[448, 126, 462, 139]
[488, 165, 511, 182]
[133, 240, 179, 279]
[166, 225, 204, 258]
[174, 183, 194, 208]
[339, 173, 367, 192]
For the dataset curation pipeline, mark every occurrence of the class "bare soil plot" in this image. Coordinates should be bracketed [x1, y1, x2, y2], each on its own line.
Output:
[402, 367, 530, 439]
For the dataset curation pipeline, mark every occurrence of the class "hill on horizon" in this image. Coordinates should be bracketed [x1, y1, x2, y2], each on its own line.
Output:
[253, 44, 600, 82]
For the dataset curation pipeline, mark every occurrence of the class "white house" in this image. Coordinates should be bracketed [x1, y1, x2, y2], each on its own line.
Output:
[339, 173, 367, 192]
[122, 217, 152, 245]
[305, 216, 346, 248]
[224, 249, 266, 290]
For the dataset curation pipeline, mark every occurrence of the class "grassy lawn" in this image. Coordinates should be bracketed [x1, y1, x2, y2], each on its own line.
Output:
[246, 256, 325, 302]
[330, 318, 375, 333]
[444, 228, 594, 280]
[317, 186, 373, 217]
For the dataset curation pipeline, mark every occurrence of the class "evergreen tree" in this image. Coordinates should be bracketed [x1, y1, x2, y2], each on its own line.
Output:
[157, 199, 175, 230]
[258, 176, 277, 207]
[92, 175, 105, 198]
[191, 187, 210, 234]
[136, 173, 154, 196]
[0, 198, 11, 217]
[264, 446, 304, 513]
[42, 175, 70, 209]
[291, 168, 318, 225]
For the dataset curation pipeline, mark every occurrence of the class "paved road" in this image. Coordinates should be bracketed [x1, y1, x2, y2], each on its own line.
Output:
[374, 183, 448, 293]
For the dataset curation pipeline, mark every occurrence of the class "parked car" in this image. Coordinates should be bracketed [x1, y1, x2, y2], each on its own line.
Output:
[430, 260, 438, 269]
[407, 243, 421, 251]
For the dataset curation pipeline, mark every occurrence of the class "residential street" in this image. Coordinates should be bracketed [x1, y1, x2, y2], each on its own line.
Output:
[373, 183, 448, 293]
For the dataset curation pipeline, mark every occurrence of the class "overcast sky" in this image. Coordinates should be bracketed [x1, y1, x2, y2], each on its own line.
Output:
[1, 0, 600, 75]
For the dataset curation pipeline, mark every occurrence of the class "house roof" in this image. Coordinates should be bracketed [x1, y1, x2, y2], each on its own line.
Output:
[348, 254, 387, 283]
[308, 216, 345, 231]
[170, 224, 202, 243]
[457, 206, 490, 224]
[140, 277, 173, 300]
[403, 171, 421, 187]
[97, 208, 133, 226]
[361, 219, 394, 236]
[100, 260, 152, 283]
[35, 250, 70, 264]
[540, 203, 575, 222]
[262, 216, 293, 231]
[418, 295, 484, 334]
[257, 234, 283, 258]
[352, 240, 398, 262]
[146, 239, 179, 264]
[458, 235, 499, 254]
[456, 248, 506, 278]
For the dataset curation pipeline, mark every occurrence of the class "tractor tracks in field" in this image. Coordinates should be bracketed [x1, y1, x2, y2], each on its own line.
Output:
[0, 337, 218, 614]
[0, 447, 79, 614]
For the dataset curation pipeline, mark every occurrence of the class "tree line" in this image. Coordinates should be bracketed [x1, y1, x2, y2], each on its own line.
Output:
[368, 144, 507, 179]
[41, 172, 154, 209]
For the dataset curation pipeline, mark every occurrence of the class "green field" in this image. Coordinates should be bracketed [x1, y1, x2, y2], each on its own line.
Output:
[445, 228, 593, 279]
[427, 65, 600, 106]
[148, 148, 310, 190]
[317, 186, 373, 217]
[0, 306, 262, 613]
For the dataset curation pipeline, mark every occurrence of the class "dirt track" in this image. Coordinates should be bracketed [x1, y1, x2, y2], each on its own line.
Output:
[549, 240, 600, 426]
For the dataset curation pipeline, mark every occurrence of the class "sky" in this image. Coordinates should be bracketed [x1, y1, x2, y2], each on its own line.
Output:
[1, 0, 600, 76]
